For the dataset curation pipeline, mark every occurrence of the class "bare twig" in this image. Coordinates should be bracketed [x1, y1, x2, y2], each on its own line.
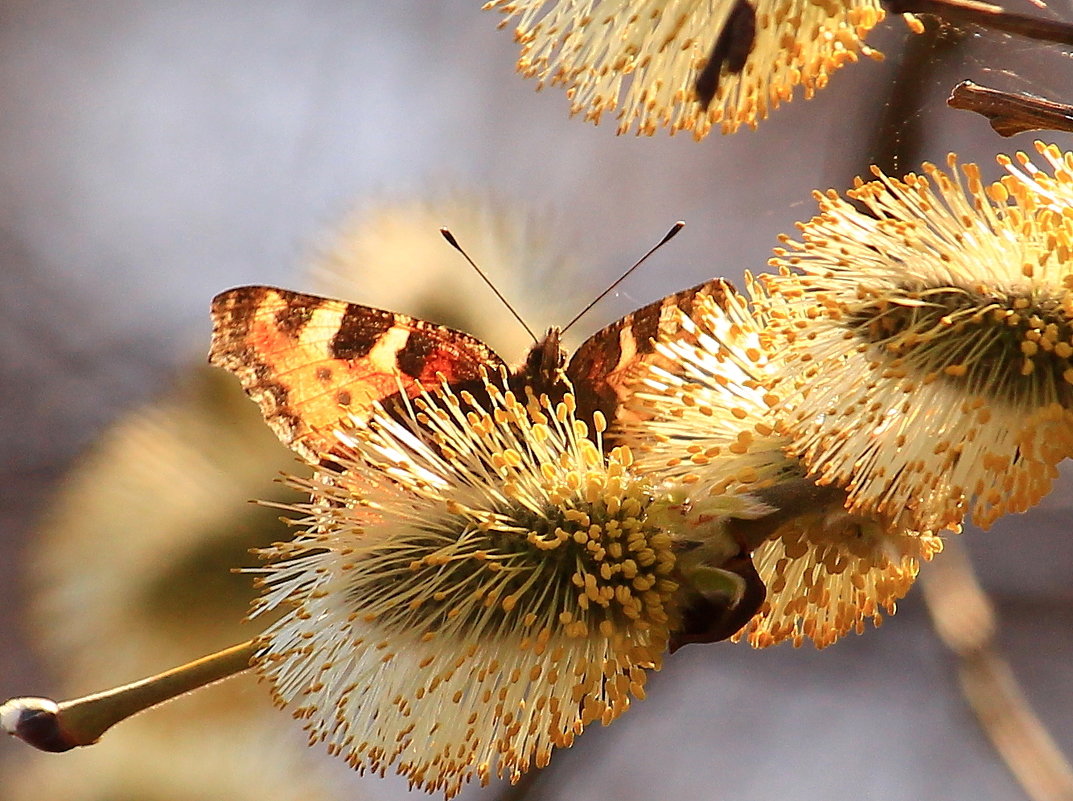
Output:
[884, 0, 1073, 46]
[2, 640, 256, 752]
[921, 540, 1073, 801]
[948, 80, 1073, 136]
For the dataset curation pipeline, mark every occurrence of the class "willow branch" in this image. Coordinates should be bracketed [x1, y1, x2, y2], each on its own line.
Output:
[948, 80, 1073, 136]
[884, 0, 1073, 46]
[2, 640, 257, 753]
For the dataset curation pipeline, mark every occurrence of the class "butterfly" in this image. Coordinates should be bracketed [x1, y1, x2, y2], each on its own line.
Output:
[208, 280, 764, 647]
[207, 282, 732, 458]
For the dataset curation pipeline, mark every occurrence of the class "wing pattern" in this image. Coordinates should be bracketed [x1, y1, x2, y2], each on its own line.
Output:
[567, 278, 732, 426]
[209, 286, 506, 461]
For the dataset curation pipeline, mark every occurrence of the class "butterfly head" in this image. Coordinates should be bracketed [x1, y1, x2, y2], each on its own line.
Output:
[515, 327, 568, 394]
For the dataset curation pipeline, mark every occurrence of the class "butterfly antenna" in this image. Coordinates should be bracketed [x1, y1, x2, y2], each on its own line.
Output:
[440, 228, 538, 343]
[561, 221, 685, 336]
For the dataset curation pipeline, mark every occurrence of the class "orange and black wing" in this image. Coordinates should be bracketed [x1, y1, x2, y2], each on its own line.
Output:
[566, 278, 732, 426]
[209, 285, 506, 462]
[567, 276, 766, 647]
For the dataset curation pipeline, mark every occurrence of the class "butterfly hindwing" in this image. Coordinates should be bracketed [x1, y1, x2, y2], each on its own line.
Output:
[209, 286, 507, 461]
[567, 278, 731, 426]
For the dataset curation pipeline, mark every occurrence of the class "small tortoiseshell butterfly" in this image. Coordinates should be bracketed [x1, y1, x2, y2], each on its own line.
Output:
[208, 281, 728, 460]
[208, 279, 764, 646]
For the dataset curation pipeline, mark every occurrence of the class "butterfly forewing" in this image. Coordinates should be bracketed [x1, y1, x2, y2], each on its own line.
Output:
[209, 286, 507, 462]
[566, 278, 732, 427]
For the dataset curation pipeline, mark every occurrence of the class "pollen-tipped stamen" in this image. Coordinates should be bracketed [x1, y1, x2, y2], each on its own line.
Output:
[250, 374, 681, 797]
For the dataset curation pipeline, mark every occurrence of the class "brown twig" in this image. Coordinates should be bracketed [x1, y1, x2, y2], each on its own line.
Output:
[2, 640, 256, 752]
[948, 80, 1073, 136]
[921, 540, 1073, 801]
[884, 0, 1073, 46]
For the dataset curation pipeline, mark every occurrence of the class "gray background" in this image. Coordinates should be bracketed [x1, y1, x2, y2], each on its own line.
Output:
[2, 2, 1072, 799]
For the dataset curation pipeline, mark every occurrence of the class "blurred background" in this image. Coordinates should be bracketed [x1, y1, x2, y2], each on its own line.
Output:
[1, 2, 1072, 799]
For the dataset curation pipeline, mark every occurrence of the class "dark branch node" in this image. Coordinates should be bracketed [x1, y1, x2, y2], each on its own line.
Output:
[2, 698, 78, 753]
[695, 0, 757, 110]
